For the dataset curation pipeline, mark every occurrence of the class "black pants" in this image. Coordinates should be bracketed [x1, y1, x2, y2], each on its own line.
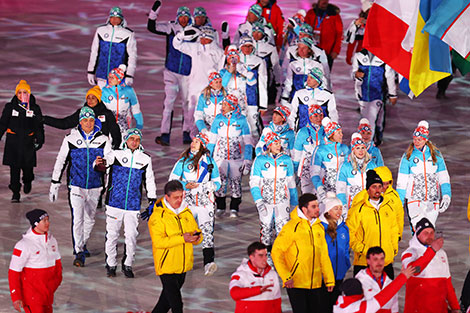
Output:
[152, 273, 186, 313]
[9, 166, 34, 193]
[353, 263, 394, 279]
[461, 269, 470, 311]
[287, 287, 323, 313]
[320, 280, 343, 313]
[327, 54, 335, 71]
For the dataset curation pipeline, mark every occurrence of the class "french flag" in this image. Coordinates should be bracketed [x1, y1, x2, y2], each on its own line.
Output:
[363, 0, 419, 80]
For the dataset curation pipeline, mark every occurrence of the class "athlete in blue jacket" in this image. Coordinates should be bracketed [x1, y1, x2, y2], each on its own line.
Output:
[49, 107, 111, 267]
[169, 132, 221, 276]
[311, 117, 349, 202]
[357, 118, 384, 167]
[250, 132, 298, 251]
[255, 105, 295, 157]
[320, 193, 351, 313]
[207, 95, 253, 218]
[96, 128, 156, 278]
[292, 104, 326, 194]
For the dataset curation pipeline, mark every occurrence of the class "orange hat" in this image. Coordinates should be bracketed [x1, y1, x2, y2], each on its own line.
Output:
[15, 80, 31, 95]
[86, 85, 102, 102]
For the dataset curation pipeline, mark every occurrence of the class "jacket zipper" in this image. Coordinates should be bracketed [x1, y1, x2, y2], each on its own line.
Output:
[309, 225, 315, 289]
[124, 151, 134, 210]
[274, 157, 277, 204]
[227, 116, 231, 160]
[107, 26, 115, 78]
[176, 215, 185, 273]
[85, 139, 90, 189]
[422, 150, 428, 200]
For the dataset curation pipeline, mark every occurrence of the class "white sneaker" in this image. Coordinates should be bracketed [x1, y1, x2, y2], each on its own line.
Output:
[215, 209, 225, 218]
[204, 262, 218, 276]
[229, 210, 238, 218]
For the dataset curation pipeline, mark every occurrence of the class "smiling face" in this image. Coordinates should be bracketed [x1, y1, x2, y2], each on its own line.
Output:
[194, 15, 206, 26]
[328, 205, 343, 221]
[178, 16, 190, 27]
[297, 43, 312, 58]
[109, 16, 122, 26]
[417, 227, 435, 245]
[241, 44, 254, 55]
[126, 135, 141, 151]
[86, 94, 99, 108]
[413, 136, 427, 150]
[302, 200, 320, 220]
[210, 78, 222, 91]
[108, 74, 120, 86]
[353, 145, 367, 159]
[360, 129, 372, 142]
[221, 101, 233, 115]
[190, 137, 202, 152]
[80, 117, 95, 133]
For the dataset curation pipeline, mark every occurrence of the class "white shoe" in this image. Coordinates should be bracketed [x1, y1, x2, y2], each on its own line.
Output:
[204, 262, 218, 276]
[215, 209, 225, 218]
[229, 210, 238, 218]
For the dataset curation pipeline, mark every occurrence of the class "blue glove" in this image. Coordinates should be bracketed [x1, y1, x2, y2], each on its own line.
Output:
[140, 200, 155, 221]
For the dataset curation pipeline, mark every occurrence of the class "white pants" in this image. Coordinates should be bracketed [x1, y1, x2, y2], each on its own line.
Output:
[161, 69, 190, 134]
[215, 159, 243, 199]
[246, 106, 260, 142]
[359, 99, 384, 137]
[259, 202, 290, 247]
[69, 186, 101, 254]
[192, 205, 215, 249]
[105, 206, 140, 267]
[407, 200, 439, 230]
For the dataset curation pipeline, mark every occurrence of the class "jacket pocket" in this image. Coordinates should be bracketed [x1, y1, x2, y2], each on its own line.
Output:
[159, 249, 169, 268]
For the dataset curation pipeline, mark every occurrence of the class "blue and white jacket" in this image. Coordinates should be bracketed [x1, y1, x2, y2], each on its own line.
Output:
[147, 13, 192, 76]
[194, 89, 225, 133]
[220, 67, 257, 112]
[207, 111, 253, 161]
[352, 49, 397, 102]
[288, 86, 339, 132]
[239, 52, 268, 110]
[233, 20, 275, 46]
[250, 152, 298, 206]
[52, 123, 111, 189]
[169, 152, 221, 207]
[366, 142, 384, 167]
[396, 145, 451, 205]
[320, 215, 351, 280]
[102, 83, 143, 132]
[253, 38, 282, 87]
[255, 122, 295, 157]
[311, 140, 349, 195]
[292, 123, 326, 176]
[104, 144, 156, 211]
[337, 155, 378, 208]
[87, 17, 137, 80]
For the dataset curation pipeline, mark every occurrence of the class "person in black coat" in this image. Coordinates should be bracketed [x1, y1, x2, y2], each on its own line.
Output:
[43, 86, 122, 149]
[0, 80, 45, 202]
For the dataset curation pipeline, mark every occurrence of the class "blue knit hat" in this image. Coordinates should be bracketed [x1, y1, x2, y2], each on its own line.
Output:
[193, 7, 207, 17]
[177, 6, 191, 19]
[299, 37, 315, 51]
[125, 128, 142, 141]
[79, 107, 95, 121]
[299, 23, 313, 36]
[308, 67, 323, 85]
[252, 22, 265, 35]
[109, 7, 123, 19]
[249, 4, 263, 19]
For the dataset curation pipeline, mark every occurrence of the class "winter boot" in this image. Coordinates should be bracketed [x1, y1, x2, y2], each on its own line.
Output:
[215, 196, 226, 217]
[230, 197, 242, 218]
[155, 133, 170, 146]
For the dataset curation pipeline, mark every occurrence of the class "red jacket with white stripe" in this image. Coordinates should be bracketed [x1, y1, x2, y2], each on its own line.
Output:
[401, 235, 459, 313]
[8, 228, 62, 306]
[355, 268, 398, 313]
[334, 274, 407, 313]
[229, 258, 282, 313]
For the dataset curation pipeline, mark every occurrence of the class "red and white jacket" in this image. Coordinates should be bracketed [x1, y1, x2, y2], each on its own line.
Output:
[355, 268, 398, 313]
[8, 228, 62, 306]
[401, 235, 459, 313]
[334, 274, 407, 313]
[229, 258, 281, 313]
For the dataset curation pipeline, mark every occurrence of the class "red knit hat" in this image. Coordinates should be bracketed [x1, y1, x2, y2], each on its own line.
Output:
[109, 64, 126, 83]
[413, 120, 429, 140]
[308, 104, 323, 116]
[322, 117, 341, 138]
[351, 132, 366, 150]
[274, 105, 291, 121]
[264, 132, 281, 148]
[223, 94, 239, 111]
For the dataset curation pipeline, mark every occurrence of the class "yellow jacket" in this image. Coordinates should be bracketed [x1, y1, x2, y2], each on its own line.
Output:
[272, 208, 335, 289]
[148, 198, 202, 276]
[347, 196, 399, 266]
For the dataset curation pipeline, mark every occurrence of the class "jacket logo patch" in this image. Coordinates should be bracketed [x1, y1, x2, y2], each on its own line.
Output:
[413, 158, 419, 164]
[219, 121, 224, 127]
[264, 162, 270, 168]
[12, 110, 19, 117]
[98, 115, 106, 122]
[104, 33, 109, 38]
[351, 170, 357, 175]
[304, 96, 310, 102]
[77, 139, 83, 145]
[188, 164, 194, 170]
[36, 251, 40, 254]
[296, 67, 301, 72]
[122, 157, 128, 163]
[108, 96, 114, 101]
[327, 153, 333, 159]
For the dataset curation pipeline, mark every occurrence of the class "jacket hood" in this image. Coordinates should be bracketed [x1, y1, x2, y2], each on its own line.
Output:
[291, 206, 320, 225]
[76, 119, 102, 140]
[236, 258, 273, 276]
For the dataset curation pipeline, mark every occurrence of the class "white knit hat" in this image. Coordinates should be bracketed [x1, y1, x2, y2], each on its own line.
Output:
[324, 192, 343, 214]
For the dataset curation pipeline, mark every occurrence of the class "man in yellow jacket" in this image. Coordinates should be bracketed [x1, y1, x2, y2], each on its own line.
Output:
[347, 169, 399, 279]
[272, 193, 335, 313]
[147, 180, 202, 313]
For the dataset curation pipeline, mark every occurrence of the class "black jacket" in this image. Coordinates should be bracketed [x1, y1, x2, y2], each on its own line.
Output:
[44, 101, 122, 148]
[0, 95, 44, 167]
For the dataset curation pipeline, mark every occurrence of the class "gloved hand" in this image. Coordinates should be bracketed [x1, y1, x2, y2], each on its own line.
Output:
[125, 76, 133, 86]
[152, 0, 161, 11]
[439, 195, 451, 213]
[49, 182, 60, 202]
[87, 73, 96, 86]
[221, 21, 230, 39]
[182, 27, 200, 41]
[242, 160, 252, 176]
[34, 142, 43, 151]
[255, 200, 268, 217]
[140, 201, 155, 221]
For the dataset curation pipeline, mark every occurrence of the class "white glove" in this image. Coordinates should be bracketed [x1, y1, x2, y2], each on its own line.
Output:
[256, 200, 268, 217]
[87, 73, 96, 86]
[242, 160, 252, 176]
[125, 77, 133, 86]
[439, 195, 451, 213]
[49, 183, 60, 202]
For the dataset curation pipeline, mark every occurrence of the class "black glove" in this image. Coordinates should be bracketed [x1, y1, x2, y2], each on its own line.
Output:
[140, 200, 155, 221]
[152, 0, 161, 11]
[184, 29, 197, 37]
[221, 21, 229, 33]
[34, 143, 43, 151]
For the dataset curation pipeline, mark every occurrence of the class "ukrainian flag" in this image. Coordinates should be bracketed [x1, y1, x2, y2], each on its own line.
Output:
[409, 0, 452, 97]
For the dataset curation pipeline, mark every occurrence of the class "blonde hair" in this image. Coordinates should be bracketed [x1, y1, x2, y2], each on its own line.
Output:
[351, 151, 371, 173]
[405, 140, 440, 164]
[324, 212, 337, 240]
[203, 85, 227, 101]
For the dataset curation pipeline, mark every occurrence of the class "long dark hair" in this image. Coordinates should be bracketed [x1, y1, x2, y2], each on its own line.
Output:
[179, 144, 207, 171]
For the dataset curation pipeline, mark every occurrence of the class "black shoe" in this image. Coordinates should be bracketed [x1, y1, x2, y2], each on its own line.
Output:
[23, 182, 32, 194]
[83, 245, 91, 257]
[73, 252, 86, 267]
[155, 133, 170, 146]
[122, 265, 134, 278]
[183, 131, 192, 144]
[106, 264, 117, 277]
[11, 193, 20, 203]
